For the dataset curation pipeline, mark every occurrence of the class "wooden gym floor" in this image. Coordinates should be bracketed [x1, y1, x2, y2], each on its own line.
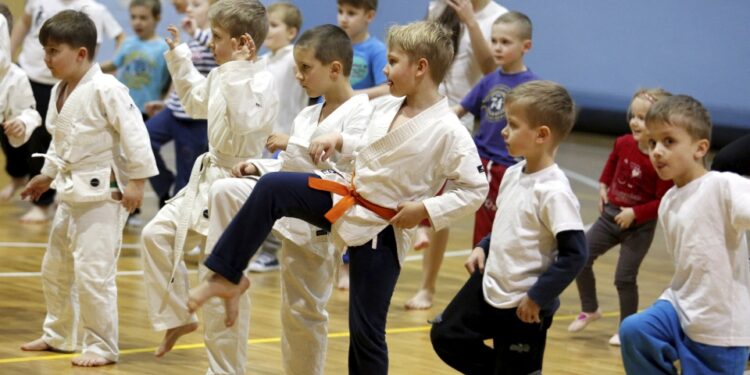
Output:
[0, 132, 680, 374]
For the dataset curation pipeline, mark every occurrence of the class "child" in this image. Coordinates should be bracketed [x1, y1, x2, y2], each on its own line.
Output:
[188, 21, 489, 375]
[619, 95, 750, 374]
[337, 0, 388, 99]
[406, 11, 539, 310]
[1, 7, 43, 174]
[430, 80, 587, 374]
[206, 24, 371, 374]
[18, 10, 157, 367]
[144, 0, 216, 206]
[568, 88, 674, 346]
[140, 1, 277, 374]
[247, 1, 308, 273]
[103, 0, 170, 121]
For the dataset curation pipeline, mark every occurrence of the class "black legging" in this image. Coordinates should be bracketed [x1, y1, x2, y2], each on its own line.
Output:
[711, 133, 750, 175]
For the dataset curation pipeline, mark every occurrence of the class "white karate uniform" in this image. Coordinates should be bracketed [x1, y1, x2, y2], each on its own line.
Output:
[207, 94, 371, 375]
[141, 42, 278, 375]
[333, 95, 489, 262]
[36, 64, 157, 361]
[0, 15, 41, 146]
[261, 45, 308, 137]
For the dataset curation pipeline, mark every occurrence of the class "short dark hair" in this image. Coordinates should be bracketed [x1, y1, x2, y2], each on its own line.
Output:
[130, 0, 162, 18]
[209, 0, 268, 49]
[504, 80, 577, 144]
[0, 3, 12, 33]
[268, 2, 302, 32]
[493, 11, 533, 40]
[39, 10, 97, 61]
[646, 95, 712, 143]
[295, 24, 353, 76]
[337, 0, 377, 12]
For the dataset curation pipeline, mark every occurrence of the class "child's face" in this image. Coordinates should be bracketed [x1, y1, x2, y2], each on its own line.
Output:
[501, 102, 539, 158]
[209, 26, 234, 65]
[293, 46, 331, 98]
[337, 4, 373, 40]
[43, 41, 86, 80]
[647, 121, 708, 187]
[171, 0, 188, 14]
[490, 23, 529, 71]
[129, 5, 159, 40]
[187, 0, 210, 29]
[383, 47, 416, 97]
[265, 11, 295, 53]
[628, 96, 651, 144]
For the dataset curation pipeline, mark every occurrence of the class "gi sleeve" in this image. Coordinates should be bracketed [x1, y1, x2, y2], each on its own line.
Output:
[165, 43, 210, 119]
[218, 60, 279, 136]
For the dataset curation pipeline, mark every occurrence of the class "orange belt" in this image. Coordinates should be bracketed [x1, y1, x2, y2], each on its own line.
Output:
[308, 177, 398, 223]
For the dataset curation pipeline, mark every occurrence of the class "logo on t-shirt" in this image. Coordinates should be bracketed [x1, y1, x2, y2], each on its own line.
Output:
[350, 55, 368, 87]
[481, 84, 511, 122]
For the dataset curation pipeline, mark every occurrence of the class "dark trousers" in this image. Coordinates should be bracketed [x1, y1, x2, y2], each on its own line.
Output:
[431, 271, 552, 375]
[575, 203, 656, 321]
[712, 133, 750, 175]
[145, 107, 208, 203]
[205, 172, 401, 375]
[0, 80, 55, 206]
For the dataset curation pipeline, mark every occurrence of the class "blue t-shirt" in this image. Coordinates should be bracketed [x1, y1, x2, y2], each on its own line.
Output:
[113, 36, 170, 113]
[461, 69, 540, 166]
[350, 36, 387, 90]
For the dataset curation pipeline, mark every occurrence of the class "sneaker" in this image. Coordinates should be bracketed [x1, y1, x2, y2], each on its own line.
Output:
[567, 310, 602, 332]
[608, 333, 621, 346]
[126, 213, 144, 228]
[248, 252, 280, 273]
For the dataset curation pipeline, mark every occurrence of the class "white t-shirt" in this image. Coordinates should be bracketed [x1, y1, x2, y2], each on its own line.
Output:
[483, 161, 584, 308]
[20, 0, 123, 84]
[261, 45, 308, 136]
[657, 171, 750, 347]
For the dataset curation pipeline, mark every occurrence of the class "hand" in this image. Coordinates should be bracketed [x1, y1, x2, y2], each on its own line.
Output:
[181, 16, 196, 36]
[390, 201, 427, 228]
[614, 207, 636, 229]
[308, 133, 342, 164]
[165, 25, 182, 50]
[144, 101, 165, 117]
[121, 179, 145, 213]
[231, 33, 256, 62]
[20, 175, 53, 202]
[446, 0, 477, 26]
[2, 119, 26, 138]
[266, 132, 290, 153]
[231, 161, 258, 177]
[598, 183, 608, 213]
[464, 247, 486, 274]
[516, 295, 541, 324]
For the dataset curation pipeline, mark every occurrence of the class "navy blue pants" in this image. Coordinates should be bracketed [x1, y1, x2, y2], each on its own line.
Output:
[205, 172, 401, 375]
[146, 107, 208, 203]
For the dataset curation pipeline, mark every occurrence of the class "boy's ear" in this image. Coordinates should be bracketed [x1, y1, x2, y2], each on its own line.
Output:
[365, 9, 375, 23]
[694, 138, 710, 160]
[287, 27, 299, 42]
[415, 57, 429, 78]
[329, 60, 342, 78]
[522, 39, 532, 53]
[536, 125, 551, 144]
[77, 47, 89, 61]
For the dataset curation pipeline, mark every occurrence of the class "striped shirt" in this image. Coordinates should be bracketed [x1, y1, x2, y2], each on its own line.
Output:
[166, 29, 217, 119]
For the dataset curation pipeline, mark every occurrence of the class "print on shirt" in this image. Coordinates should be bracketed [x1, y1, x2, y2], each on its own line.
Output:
[614, 158, 644, 204]
[350, 54, 368, 87]
[481, 84, 511, 122]
[120, 51, 157, 90]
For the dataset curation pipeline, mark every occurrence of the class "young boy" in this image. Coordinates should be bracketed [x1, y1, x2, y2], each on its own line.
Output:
[187, 20, 489, 375]
[206, 24, 371, 374]
[407, 10, 539, 310]
[430, 80, 588, 375]
[140, 1, 277, 374]
[18, 10, 157, 367]
[1, 7, 43, 172]
[619, 95, 750, 374]
[103, 0, 170, 121]
[337, 0, 388, 100]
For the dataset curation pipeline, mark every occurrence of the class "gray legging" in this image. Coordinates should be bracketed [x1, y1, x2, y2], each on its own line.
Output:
[575, 203, 657, 322]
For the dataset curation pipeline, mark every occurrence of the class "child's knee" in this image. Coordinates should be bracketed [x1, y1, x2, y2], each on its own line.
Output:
[619, 314, 642, 342]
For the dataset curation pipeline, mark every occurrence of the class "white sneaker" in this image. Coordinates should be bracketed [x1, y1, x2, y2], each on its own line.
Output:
[608, 333, 621, 346]
[567, 310, 602, 332]
[248, 252, 280, 273]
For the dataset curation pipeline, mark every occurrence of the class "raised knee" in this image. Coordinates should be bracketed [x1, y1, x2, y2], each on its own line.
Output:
[619, 314, 641, 342]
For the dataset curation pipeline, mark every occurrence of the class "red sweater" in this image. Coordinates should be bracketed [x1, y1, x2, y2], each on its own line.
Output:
[599, 135, 673, 223]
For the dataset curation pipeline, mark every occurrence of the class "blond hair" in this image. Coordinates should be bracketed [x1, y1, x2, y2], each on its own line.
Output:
[627, 87, 671, 122]
[493, 11, 532, 40]
[386, 21, 453, 84]
[268, 2, 302, 35]
[504, 80, 576, 143]
[645, 95, 712, 143]
[209, 0, 268, 48]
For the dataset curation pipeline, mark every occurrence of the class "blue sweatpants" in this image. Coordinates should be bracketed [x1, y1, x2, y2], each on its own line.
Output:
[204, 172, 401, 375]
[620, 300, 749, 375]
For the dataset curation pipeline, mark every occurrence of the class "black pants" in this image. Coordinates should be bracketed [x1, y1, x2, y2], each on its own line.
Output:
[712, 133, 750, 175]
[431, 271, 552, 375]
[0, 80, 55, 206]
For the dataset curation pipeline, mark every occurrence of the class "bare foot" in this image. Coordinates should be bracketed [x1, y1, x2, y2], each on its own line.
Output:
[20, 338, 52, 351]
[337, 263, 350, 290]
[155, 322, 198, 357]
[413, 226, 430, 250]
[188, 273, 250, 327]
[72, 352, 115, 367]
[405, 288, 435, 310]
[20, 205, 50, 223]
[0, 177, 27, 201]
